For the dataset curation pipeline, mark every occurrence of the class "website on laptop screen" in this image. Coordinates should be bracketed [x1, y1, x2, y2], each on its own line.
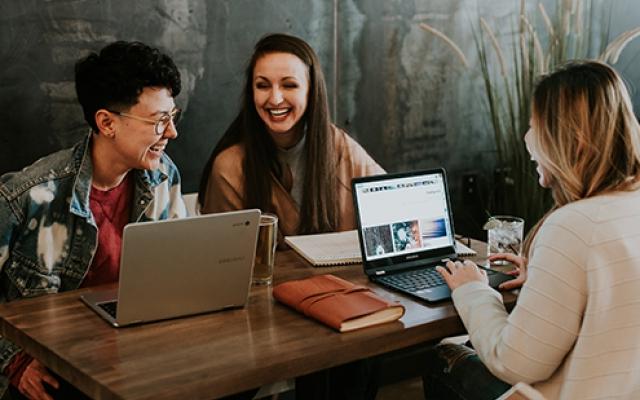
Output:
[354, 172, 455, 262]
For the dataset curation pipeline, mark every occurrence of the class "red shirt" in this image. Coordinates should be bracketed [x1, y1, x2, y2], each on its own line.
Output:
[81, 173, 133, 287]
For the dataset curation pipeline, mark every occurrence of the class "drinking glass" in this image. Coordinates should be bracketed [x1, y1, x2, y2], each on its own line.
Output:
[253, 213, 278, 285]
[486, 216, 524, 264]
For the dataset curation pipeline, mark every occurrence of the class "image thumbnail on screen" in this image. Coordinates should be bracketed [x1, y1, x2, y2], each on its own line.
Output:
[391, 220, 422, 252]
[363, 225, 394, 257]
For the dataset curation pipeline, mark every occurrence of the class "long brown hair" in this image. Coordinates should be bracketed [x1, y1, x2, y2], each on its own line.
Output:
[523, 61, 640, 255]
[198, 33, 338, 233]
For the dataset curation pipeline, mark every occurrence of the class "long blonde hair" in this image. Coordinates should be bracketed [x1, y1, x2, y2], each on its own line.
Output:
[523, 61, 640, 255]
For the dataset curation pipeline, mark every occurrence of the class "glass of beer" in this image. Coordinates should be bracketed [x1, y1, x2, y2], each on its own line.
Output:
[253, 213, 278, 285]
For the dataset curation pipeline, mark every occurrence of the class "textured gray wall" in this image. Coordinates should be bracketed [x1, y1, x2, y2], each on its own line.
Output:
[335, 0, 640, 233]
[0, 0, 638, 234]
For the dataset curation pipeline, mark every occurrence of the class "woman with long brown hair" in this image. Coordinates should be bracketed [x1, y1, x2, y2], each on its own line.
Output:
[423, 61, 640, 399]
[198, 33, 383, 236]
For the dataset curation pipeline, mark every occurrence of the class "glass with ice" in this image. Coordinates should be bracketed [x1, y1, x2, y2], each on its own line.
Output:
[485, 216, 524, 264]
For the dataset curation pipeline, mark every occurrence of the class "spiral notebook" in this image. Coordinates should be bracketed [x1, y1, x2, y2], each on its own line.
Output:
[285, 230, 476, 267]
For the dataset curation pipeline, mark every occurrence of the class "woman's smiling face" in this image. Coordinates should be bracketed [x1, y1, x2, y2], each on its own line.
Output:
[252, 52, 309, 148]
[524, 124, 552, 188]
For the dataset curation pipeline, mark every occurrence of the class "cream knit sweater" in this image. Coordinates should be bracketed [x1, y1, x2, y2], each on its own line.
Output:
[452, 189, 640, 399]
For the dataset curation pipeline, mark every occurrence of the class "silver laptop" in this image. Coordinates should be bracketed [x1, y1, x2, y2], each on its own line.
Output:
[81, 209, 261, 327]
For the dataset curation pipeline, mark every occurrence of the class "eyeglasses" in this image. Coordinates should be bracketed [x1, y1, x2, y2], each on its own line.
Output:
[109, 108, 182, 135]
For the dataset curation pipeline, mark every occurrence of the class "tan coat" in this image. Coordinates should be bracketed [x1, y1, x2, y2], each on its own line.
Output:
[201, 126, 385, 236]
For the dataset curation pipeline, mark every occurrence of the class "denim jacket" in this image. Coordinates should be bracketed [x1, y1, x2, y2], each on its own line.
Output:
[0, 134, 186, 393]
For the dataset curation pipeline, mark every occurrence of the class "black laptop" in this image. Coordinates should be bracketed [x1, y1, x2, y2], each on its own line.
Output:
[352, 168, 513, 302]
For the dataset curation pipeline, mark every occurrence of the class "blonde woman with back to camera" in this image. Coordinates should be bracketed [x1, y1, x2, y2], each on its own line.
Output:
[421, 61, 640, 399]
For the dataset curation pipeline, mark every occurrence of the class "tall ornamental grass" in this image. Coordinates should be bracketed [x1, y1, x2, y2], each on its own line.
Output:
[421, 0, 640, 231]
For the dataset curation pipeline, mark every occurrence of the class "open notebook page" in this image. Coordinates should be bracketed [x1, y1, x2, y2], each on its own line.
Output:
[285, 230, 476, 267]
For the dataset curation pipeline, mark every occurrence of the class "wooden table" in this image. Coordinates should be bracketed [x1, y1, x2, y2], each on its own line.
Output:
[0, 239, 515, 399]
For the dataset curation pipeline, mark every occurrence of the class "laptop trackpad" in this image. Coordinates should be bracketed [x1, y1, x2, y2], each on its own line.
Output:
[488, 270, 515, 288]
[415, 285, 451, 302]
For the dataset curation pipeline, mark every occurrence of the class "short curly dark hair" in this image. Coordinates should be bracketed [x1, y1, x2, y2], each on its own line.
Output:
[75, 41, 181, 132]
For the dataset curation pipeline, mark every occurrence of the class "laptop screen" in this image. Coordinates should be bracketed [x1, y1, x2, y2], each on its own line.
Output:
[352, 169, 456, 269]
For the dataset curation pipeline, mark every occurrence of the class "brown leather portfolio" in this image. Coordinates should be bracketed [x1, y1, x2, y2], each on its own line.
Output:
[272, 274, 405, 332]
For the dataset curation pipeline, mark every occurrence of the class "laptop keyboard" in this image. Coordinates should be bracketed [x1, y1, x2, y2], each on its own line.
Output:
[378, 268, 446, 292]
[378, 266, 499, 293]
[97, 301, 118, 318]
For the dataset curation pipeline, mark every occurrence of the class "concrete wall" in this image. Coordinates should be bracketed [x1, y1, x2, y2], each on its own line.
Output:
[0, 0, 638, 235]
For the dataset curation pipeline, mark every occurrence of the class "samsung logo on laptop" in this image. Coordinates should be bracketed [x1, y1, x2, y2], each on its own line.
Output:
[219, 256, 246, 264]
[232, 221, 251, 227]
[405, 254, 420, 260]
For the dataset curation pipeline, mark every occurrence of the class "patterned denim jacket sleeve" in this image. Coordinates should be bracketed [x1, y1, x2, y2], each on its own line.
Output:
[0, 187, 24, 384]
[0, 194, 14, 283]
[0, 153, 80, 393]
[0, 145, 185, 394]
